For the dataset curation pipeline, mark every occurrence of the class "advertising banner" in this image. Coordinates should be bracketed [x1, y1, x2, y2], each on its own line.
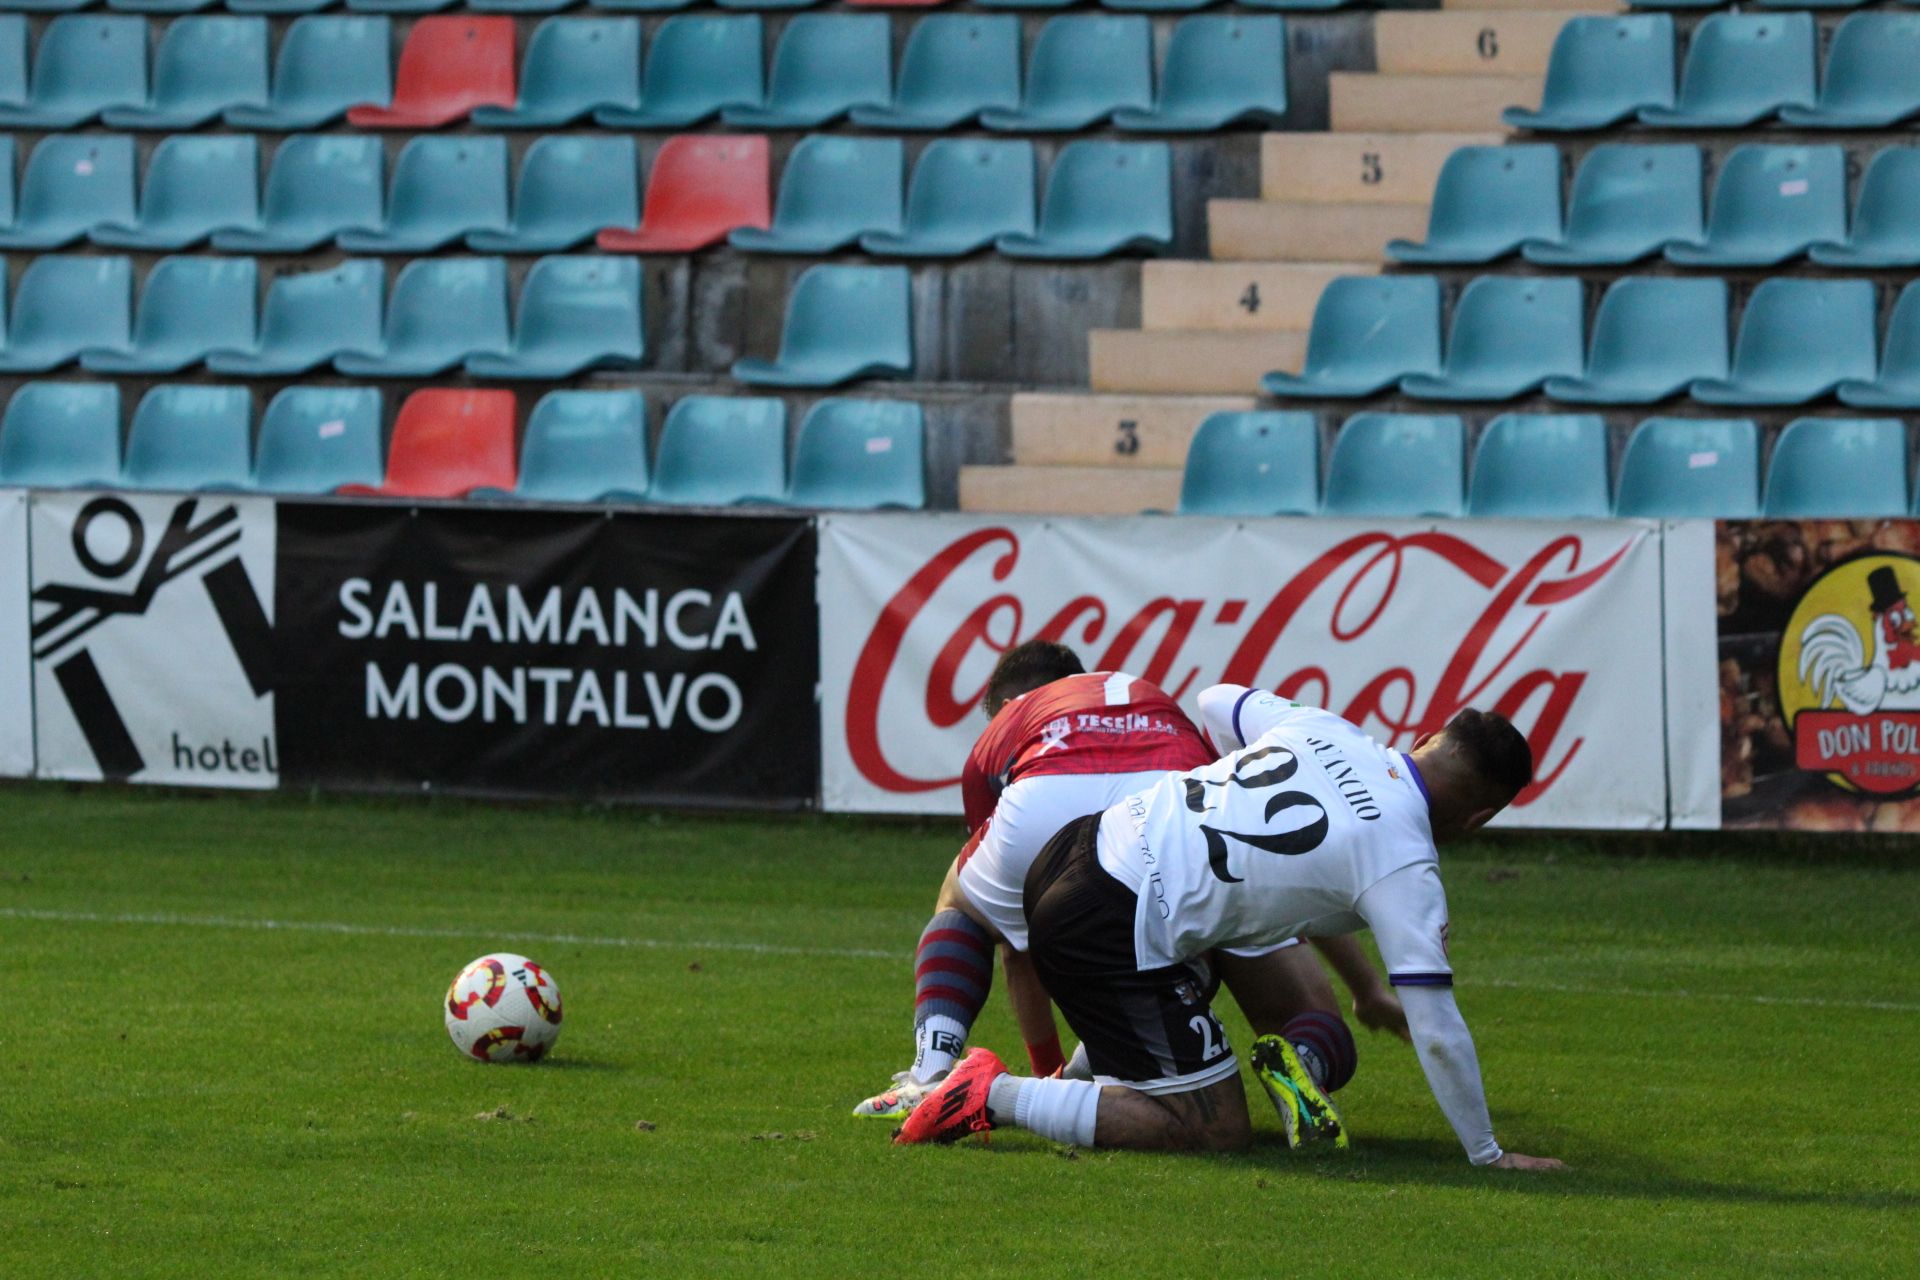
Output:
[0, 490, 34, 778]
[272, 504, 817, 806]
[819, 515, 1669, 828]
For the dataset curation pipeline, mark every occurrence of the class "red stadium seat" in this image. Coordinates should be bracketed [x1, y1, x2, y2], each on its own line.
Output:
[596, 136, 770, 255]
[339, 389, 518, 499]
[346, 18, 516, 130]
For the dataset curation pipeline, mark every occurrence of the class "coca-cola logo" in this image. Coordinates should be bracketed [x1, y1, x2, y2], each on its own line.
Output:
[843, 526, 1639, 808]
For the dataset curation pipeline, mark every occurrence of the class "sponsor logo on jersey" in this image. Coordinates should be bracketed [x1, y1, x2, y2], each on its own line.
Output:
[1780, 554, 1920, 796]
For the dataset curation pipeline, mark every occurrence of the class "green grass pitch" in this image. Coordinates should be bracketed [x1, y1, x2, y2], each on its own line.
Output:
[2, 785, 1916, 1278]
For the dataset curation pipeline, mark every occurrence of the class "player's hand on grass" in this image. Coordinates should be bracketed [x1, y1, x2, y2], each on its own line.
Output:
[1491, 1152, 1566, 1172]
[1352, 987, 1412, 1043]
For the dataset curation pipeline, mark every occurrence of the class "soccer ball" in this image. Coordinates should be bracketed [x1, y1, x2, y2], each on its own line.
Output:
[444, 953, 563, 1063]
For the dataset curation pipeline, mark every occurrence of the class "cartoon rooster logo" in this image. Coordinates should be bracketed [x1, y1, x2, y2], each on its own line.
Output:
[1798, 566, 1920, 715]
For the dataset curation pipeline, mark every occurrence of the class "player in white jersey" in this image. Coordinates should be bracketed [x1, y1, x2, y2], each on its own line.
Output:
[897, 685, 1563, 1171]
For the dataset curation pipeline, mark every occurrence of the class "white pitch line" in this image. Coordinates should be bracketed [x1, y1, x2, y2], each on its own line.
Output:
[4, 905, 1918, 1015]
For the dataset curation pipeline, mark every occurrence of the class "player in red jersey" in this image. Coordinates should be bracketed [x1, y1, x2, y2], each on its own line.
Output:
[854, 641, 1408, 1121]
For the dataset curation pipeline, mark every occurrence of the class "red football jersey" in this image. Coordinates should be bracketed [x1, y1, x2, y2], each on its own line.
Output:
[961, 671, 1213, 834]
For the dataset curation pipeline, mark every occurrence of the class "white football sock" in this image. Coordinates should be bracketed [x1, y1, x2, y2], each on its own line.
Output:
[1061, 1042, 1093, 1081]
[911, 1015, 966, 1083]
[986, 1075, 1099, 1147]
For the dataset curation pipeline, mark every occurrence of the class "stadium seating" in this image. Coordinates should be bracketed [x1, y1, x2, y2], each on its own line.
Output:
[997, 141, 1171, 259]
[466, 256, 645, 379]
[334, 257, 512, 377]
[594, 0, 695, 10]
[226, 16, 392, 129]
[122, 386, 253, 491]
[346, 17, 515, 128]
[471, 17, 641, 126]
[344, 0, 457, 15]
[1663, 146, 1845, 268]
[734, 265, 912, 387]
[1691, 278, 1877, 406]
[338, 136, 510, 253]
[1613, 417, 1759, 518]
[252, 386, 386, 494]
[1522, 145, 1703, 267]
[722, 14, 891, 127]
[474, 0, 575, 15]
[785, 398, 927, 509]
[1779, 14, 1920, 128]
[1176, 410, 1319, 516]
[1638, 12, 1814, 127]
[1400, 276, 1585, 402]
[0, 383, 122, 488]
[1387, 145, 1561, 265]
[596, 135, 770, 253]
[0, 16, 146, 129]
[232, 0, 353, 16]
[648, 395, 787, 505]
[1114, 15, 1289, 132]
[0, 19, 19, 103]
[1322, 413, 1466, 518]
[92, 134, 259, 251]
[860, 139, 1035, 258]
[981, 15, 1151, 132]
[509, 390, 651, 503]
[0, 135, 136, 249]
[468, 136, 639, 253]
[1504, 15, 1675, 132]
[208, 259, 387, 376]
[593, 15, 763, 128]
[1263, 275, 1442, 399]
[340, 389, 518, 501]
[212, 135, 385, 253]
[0, 256, 132, 373]
[731, 137, 902, 255]
[101, 16, 268, 128]
[81, 256, 257, 374]
[1544, 276, 1729, 406]
[1762, 418, 1910, 517]
[1810, 148, 1920, 269]
[1467, 414, 1612, 519]
[848, 14, 1021, 131]
[1839, 282, 1920, 409]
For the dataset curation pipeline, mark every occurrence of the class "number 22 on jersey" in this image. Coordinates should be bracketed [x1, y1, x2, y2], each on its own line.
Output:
[1182, 745, 1330, 884]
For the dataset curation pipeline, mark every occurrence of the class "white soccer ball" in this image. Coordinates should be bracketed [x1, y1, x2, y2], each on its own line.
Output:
[444, 953, 563, 1063]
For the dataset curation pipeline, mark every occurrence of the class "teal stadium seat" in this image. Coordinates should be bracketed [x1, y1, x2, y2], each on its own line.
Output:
[1399, 276, 1585, 402]
[785, 398, 926, 509]
[253, 387, 386, 494]
[334, 257, 512, 378]
[997, 141, 1171, 259]
[212, 135, 384, 254]
[511, 390, 651, 503]
[225, 17, 392, 129]
[730, 137, 903, 255]
[1467, 414, 1612, 518]
[1664, 146, 1844, 268]
[2, 0, 91, 15]
[468, 136, 639, 253]
[733, 265, 912, 388]
[474, 0, 572, 15]
[122, 387, 253, 492]
[0, 139, 12, 225]
[1613, 418, 1759, 518]
[102, 17, 269, 129]
[467, 255, 644, 380]
[339, 136, 510, 253]
[593, 0, 694, 11]
[108, 0, 219, 15]
[649, 396, 787, 506]
[1544, 276, 1728, 405]
[0, 18, 22, 106]
[1262, 275, 1442, 399]
[982, 16, 1152, 132]
[977, 0, 1077, 13]
[229, 0, 336, 15]
[1692, 278, 1877, 406]
[1839, 281, 1920, 410]
[1522, 145, 1702, 267]
[1778, 15, 1920, 129]
[0, 16, 146, 128]
[716, 0, 819, 12]
[0, 135, 135, 249]
[1504, 16, 1676, 132]
[1104, 0, 1214, 14]
[1763, 418, 1910, 517]
[0, 383, 121, 488]
[208, 260, 386, 377]
[0, 256, 132, 373]
[723, 15, 890, 128]
[1322, 414, 1466, 518]
[849, 15, 1021, 131]
[860, 139, 1035, 258]
[1387, 145, 1561, 265]
[1637, 12, 1814, 127]
[92, 134, 259, 251]
[1810, 149, 1920, 270]
[1239, 0, 1350, 12]
[348, 0, 457, 15]
[1176, 411, 1319, 517]
[1115, 16, 1289, 132]
[594, 16, 763, 128]
[82, 256, 257, 375]
[472, 18, 641, 126]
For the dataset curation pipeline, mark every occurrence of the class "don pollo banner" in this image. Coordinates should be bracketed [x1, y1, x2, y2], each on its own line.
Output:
[819, 514, 1668, 828]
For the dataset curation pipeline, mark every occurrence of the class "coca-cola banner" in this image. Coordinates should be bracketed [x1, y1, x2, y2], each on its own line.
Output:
[819, 514, 1671, 829]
